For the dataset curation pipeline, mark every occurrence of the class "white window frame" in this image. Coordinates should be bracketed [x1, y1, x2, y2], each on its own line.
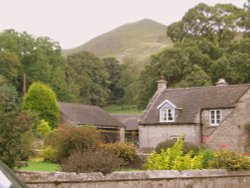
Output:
[159, 108, 175, 122]
[209, 110, 221, 126]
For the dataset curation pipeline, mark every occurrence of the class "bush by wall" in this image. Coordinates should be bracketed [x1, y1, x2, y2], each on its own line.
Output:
[145, 137, 203, 170]
[61, 149, 124, 174]
[210, 150, 250, 170]
[155, 139, 200, 156]
[44, 126, 101, 162]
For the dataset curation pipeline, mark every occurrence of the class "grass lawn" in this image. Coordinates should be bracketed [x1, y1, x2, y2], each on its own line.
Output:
[103, 104, 143, 114]
[19, 160, 59, 172]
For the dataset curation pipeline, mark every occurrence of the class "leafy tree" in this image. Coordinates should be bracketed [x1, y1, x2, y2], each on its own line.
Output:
[0, 83, 36, 168]
[0, 82, 19, 113]
[21, 82, 60, 129]
[176, 64, 212, 87]
[66, 51, 110, 106]
[0, 50, 20, 86]
[0, 29, 68, 101]
[103, 57, 123, 104]
[0, 111, 35, 168]
[167, 3, 243, 46]
[118, 57, 141, 107]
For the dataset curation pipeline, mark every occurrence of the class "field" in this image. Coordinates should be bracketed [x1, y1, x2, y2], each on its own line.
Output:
[103, 105, 143, 114]
[19, 160, 59, 172]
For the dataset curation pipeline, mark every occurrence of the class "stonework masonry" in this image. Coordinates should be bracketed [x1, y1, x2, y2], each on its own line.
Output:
[207, 89, 250, 152]
[16, 170, 250, 188]
[139, 124, 201, 148]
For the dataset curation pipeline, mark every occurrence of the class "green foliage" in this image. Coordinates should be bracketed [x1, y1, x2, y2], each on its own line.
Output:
[145, 137, 203, 170]
[61, 149, 123, 175]
[167, 3, 243, 46]
[155, 139, 201, 156]
[22, 82, 60, 129]
[103, 57, 123, 103]
[0, 29, 68, 101]
[155, 139, 176, 153]
[0, 111, 36, 168]
[36, 119, 51, 138]
[44, 127, 101, 162]
[43, 146, 58, 163]
[210, 150, 250, 170]
[0, 50, 20, 85]
[0, 82, 19, 113]
[100, 143, 138, 163]
[66, 51, 110, 106]
[199, 149, 215, 169]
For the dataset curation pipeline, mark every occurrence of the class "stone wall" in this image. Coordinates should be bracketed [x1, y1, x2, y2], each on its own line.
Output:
[139, 124, 201, 148]
[207, 88, 250, 152]
[16, 169, 250, 188]
[202, 108, 233, 137]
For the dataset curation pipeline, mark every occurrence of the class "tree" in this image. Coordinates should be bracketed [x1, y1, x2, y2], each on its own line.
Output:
[66, 51, 110, 106]
[21, 82, 60, 129]
[0, 29, 68, 101]
[167, 3, 243, 46]
[0, 50, 20, 86]
[102, 57, 123, 104]
[0, 82, 36, 168]
[0, 111, 35, 168]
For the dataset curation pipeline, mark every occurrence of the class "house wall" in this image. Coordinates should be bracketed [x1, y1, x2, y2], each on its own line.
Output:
[139, 124, 201, 149]
[202, 108, 234, 137]
[206, 89, 250, 152]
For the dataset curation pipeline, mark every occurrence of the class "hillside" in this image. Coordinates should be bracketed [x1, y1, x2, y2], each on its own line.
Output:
[63, 19, 172, 63]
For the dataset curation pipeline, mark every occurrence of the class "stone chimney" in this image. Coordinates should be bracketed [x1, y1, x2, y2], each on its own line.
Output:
[216, 78, 228, 86]
[157, 75, 167, 91]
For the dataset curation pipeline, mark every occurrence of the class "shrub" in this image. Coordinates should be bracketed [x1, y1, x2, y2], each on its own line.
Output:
[155, 139, 200, 156]
[36, 119, 51, 138]
[199, 149, 214, 169]
[61, 149, 124, 174]
[43, 146, 58, 163]
[22, 82, 60, 129]
[210, 150, 250, 170]
[155, 139, 176, 153]
[44, 126, 101, 162]
[145, 137, 203, 170]
[100, 143, 138, 163]
[0, 111, 36, 168]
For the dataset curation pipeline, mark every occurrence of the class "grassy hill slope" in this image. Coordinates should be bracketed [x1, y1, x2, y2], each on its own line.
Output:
[63, 19, 172, 63]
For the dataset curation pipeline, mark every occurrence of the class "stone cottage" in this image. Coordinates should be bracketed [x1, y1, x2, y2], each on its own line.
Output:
[139, 78, 250, 152]
[59, 102, 125, 143]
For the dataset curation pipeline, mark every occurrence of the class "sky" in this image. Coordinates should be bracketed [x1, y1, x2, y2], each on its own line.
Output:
[0, 0, 246, 49]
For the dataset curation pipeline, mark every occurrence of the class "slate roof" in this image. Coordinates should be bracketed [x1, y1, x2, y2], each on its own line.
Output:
[59, 102, 124, 128]
[112, 114, 141, 130]
[140, 84, 250, 125]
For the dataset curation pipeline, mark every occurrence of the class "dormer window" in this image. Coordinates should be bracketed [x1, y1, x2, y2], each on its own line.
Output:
[157, 100, 176, 123]
[160, 108, 175, 122]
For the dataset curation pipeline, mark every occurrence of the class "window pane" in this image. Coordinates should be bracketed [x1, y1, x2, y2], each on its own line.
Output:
[168, 109, 173, 120]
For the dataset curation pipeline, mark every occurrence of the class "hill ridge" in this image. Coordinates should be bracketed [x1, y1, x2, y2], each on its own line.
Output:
[63, 19, 172, 63]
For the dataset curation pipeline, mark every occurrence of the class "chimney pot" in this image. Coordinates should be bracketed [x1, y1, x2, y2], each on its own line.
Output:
[216, 78, 228, 86]
[157, 76, 167, 91]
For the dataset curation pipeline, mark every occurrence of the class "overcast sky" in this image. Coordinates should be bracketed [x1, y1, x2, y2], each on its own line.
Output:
[0, 0, 246, 49]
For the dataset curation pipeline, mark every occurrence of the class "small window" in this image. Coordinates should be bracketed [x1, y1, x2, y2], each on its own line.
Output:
[160, 108, 175, 122]
[210, 110, 221, 126]
[170, 136, 179, 142]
